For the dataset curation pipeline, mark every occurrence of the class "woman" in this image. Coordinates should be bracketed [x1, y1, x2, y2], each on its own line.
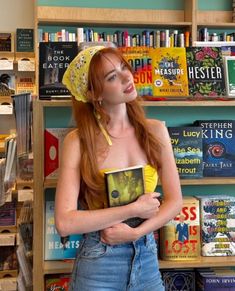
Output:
[55, 46, 183, 290]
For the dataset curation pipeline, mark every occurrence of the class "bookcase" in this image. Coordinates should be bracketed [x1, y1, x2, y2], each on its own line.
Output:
[33, 0, 235, 289]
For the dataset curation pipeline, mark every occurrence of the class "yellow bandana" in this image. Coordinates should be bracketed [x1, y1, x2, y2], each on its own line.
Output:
[62, 46, 105, 102]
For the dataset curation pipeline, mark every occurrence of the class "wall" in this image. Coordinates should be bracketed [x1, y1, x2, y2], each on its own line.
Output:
[0, 0, 34, 31]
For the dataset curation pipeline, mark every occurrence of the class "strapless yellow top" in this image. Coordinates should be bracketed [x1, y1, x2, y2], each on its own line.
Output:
[100, 164, 158, 193]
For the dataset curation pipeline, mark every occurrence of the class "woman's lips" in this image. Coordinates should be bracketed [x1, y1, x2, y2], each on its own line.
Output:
[124, 84, 134, 93]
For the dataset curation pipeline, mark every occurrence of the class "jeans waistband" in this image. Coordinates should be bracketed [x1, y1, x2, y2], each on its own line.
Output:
[83, 231, 154, 247]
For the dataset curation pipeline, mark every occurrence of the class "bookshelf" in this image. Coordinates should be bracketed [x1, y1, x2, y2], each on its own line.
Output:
[33, 0, 235, 289]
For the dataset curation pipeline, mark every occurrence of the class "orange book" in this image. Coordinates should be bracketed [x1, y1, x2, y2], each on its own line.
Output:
[150, 47, 189, 97]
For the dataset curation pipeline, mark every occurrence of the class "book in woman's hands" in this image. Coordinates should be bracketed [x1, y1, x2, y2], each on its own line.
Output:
[104, 165, 145, 227]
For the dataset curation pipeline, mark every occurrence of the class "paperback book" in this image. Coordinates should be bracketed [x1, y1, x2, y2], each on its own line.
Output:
[39, 42, 78, 99]
[104, 165, 145, 227]
[44, 195, 82, 260]
[168, 126, 203, 179]
[150, 47, 189, 97]
[118, 47, 153, 97]
[186, 47, 226, 97]
[194, 120, 235, 177]
[160, 196, 200, 260]
[196, 194, 235, 257]
[45, 274, 71, 291]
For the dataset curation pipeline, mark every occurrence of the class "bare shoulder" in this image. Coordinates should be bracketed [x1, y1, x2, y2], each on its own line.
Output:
[62, 129, 81, 160]
[146, 119, 169, 140]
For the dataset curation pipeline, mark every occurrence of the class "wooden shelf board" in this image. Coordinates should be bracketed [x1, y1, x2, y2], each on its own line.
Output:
[43, 256, 235, 274]
[37, 6, 191, 26]
[0, 96, 12, 104]
[0, 52, 14, 58]
[197, 11, 234, 26]
[159, 256, 235, 269]
[37, 99, 235, 108]
[44, 260, 73, 274]
[15, 52, 35, 59]
[44, 177, 235, 189]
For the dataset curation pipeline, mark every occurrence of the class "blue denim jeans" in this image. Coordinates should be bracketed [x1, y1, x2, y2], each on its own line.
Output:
[69, 231, 165, 291]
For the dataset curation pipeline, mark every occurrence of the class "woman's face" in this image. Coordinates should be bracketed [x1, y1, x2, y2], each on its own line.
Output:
[99, 53, 137, 105]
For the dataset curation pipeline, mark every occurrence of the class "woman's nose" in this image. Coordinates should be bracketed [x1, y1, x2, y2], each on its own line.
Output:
[121, 71, 130, 84]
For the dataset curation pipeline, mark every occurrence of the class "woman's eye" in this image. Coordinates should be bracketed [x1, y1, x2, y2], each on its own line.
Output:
[107, 74, 116, 81]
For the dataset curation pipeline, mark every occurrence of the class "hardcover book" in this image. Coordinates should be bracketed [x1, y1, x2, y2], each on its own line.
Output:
[196, 268, 235, 290]
[194, 120, 235, 177]
[196, 194, 235, 257]
[223, 56, 235, 96]
[168, 126, 203, 179]
[150, 47, 189, 97]
[161, 269, 195, 291]
[186, 47, 226, 97]
[16, 28, 34, 52]
[44, 128, 74, 179]
[160, 196, 200, 260]
[118, 47, 153, 97]
[44, 195, 82, 260]
[104, 165, 145, 227]
[39, 42, 78, 99]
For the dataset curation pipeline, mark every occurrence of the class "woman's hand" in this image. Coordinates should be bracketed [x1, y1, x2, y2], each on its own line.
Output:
[100, 223, 137, 245]
[133, 192, 161, 219]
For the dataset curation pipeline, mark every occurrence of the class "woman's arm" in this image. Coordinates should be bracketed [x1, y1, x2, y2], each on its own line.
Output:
[55, 129, 159, 237]
[101, 120, 183, 244]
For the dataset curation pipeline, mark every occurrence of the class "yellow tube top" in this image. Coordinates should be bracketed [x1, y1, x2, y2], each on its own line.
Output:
[100, 164, 158, 193]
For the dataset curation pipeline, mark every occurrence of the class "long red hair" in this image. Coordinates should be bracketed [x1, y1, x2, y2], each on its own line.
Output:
[72, 47, 161, 209]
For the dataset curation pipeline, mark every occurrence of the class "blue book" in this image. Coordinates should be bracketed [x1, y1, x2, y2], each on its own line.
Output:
[194, 120, 235, 177]
[168, 126, 203, 179]
[44, 198, 82, 260]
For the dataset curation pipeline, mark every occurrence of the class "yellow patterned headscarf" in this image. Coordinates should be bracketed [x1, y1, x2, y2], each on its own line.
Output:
[62, 46, 105, 102]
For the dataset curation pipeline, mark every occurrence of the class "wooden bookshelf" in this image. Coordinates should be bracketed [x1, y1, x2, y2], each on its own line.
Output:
[33, 1, 235, 289]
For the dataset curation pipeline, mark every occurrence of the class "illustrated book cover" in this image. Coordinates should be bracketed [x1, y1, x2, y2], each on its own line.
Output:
[196, 194, 235, 257]
[160, 196, 200, 260]
[161, 269, 195, 291]
[118, 46, 153, 97]
[104, 165, 145, 227]
[44, 192, 82, 260]
[186, 47, 226, 97]
[44, 128, 74, 179]
[168, 126, 203, 179]
[223, 56, 235, 96]
[194, 120, 235, 177]
[150, 47, 189, 97]
[39, 42, 78, 99]
[45, 274, 71, 291]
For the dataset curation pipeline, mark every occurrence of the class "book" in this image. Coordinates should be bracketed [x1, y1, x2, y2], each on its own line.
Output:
[168, 126, 203, 179]
[150, 47, 189, 97]
[39, 42, 78, 99]
[0, 32, 14, 52]
[45, 274, 71, 291]
[223, 56, 235, 96]
[44, 128, 74, 179]
[194, 120, 235, 177]
[44, 193, 82, 260]
[196, 268, 235, 290]
[118, 46, 153, 97]
[186, 47, 226, 97]
[104, 165, 145, 228]
[16, 28, 34, 52]
[160, 196, 200, 260]
[161, 269, 195, 291]
[196, 194, 235, 257]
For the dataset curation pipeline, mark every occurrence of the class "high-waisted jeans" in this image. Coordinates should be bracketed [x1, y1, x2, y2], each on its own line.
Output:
[69, 231, 165, 291]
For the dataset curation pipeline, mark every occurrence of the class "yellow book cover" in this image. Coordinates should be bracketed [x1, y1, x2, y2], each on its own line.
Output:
[119, 47, 153, 97]
[160, 196, 200, 260]
[150, 47, 189, 97]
